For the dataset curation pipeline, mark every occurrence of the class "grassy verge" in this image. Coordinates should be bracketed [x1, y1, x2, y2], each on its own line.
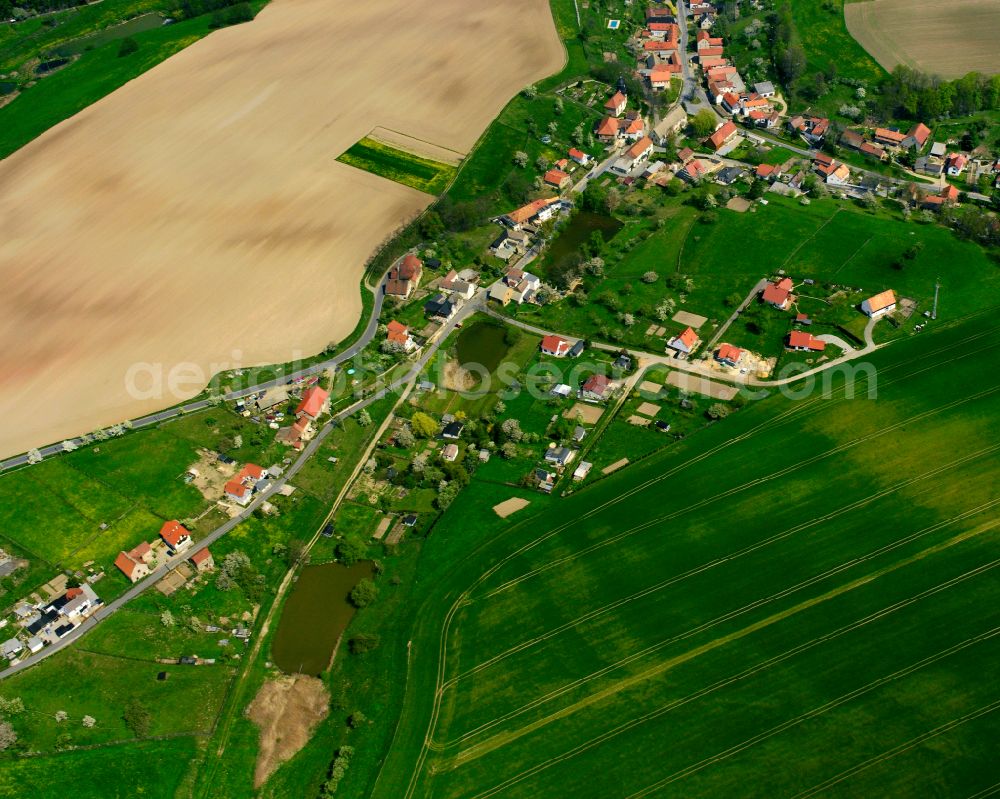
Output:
[0, 3, 267, 159]
[337, 137, 459, 196]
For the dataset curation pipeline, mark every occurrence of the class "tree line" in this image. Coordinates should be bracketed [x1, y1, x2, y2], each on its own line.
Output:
[877, 65, 1000, 121]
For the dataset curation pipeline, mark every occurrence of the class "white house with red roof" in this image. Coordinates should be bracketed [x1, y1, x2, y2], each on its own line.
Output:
[296, 386, 329, 421]
[386, 320, 416, 352]
[605, 91, 627, 117]
[159, 520, 193, 554]
[190, 547, 215, 573]
[709, 121, 740, 153]
[544, 168, 571, 190]
[761, 277, 795, 310]
[115, 541, 154, 583]
[225, 463, 266, 506]
[715, 343, 744, 368]
[787, 331, 826, 352]
[580, 374, 612, 401]
[540, 335, 572, 358]
[861, 289, 896, 319]
[667, 326, 700, 356]
[568, 148, 591, 166]
[945, 153, 968, 176]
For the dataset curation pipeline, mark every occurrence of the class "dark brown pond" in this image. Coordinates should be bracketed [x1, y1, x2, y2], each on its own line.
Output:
[270, 560, 373, 675]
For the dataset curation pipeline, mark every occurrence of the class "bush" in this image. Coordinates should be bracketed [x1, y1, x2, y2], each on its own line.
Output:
[349, 578, 378, 608]
[117, 37, 138, 57]
[348, 634, 380, 655]
[336, 537, 365, 566]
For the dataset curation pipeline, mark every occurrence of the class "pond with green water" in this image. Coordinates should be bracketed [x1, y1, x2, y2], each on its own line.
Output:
[270, 560, 373, 676]
[456, 320, 511, 373]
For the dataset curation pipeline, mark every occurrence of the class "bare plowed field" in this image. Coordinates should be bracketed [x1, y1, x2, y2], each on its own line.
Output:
[845, 0, 1000, 79]
[0, 0, 563, 458]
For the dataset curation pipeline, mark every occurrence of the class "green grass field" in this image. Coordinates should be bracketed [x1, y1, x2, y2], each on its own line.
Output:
[788, 0, 885, 84]
[0, 10, 251, 159]
[368, 309, 1000, 797]
[337, 137, 458, 196]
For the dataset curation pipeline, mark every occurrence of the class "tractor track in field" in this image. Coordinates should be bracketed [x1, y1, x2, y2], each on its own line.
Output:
[397, 317, 1000, 798]
[441, 520, 1000, 771]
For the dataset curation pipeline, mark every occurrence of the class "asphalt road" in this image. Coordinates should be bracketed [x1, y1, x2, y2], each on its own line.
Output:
[0, 276, 390, 473]
[0, 292, 477, 679]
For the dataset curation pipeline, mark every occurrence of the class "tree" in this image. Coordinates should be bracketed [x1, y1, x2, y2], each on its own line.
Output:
[706, 403, 731, 420]
[336, 537, 365, 566]
[287, 539, 310, 567]
[641, 271, 659, 284]
[349, 579, 378, 608]
[690, 109, 717, 138]
[395, 425, 415, 448]
[118, 37, 138, 57]
[0, 722, 15, 751]
[347, 710, 367, 728]
[123, 699, 151, 737]
[0, 697, 24, 715]
[410, 412, 438, 438]
[777, 44, 806, 85]
[357, 409, 372, 427]
[521, 85, 537, 99]
[82, 715, 96, 728]
[512, 150, 529, 168]
[501, 418, 523, 442]
[554, 97, 564, 115]
[26, 449, 42, 465]
[500, 442, 518, 459]
[604, 188, 622, 214]
[160, 610, 175, 627]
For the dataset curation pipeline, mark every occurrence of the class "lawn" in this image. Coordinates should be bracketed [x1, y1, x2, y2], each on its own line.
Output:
[0, 737, 198, 799]
[337, 137, 458, 196]
[365, 309, 1000, 798]
[787, 0, 885, 85]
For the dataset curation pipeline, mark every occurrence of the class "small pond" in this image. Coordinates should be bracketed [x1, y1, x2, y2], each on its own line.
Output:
[456, 320, 510, 374]
[270, 560, 373, 676]
[49, 13, 166, 57]
[544, 211, 623, 282]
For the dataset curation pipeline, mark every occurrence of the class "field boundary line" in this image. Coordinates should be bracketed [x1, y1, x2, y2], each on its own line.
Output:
[464, 608, 1000, 799]
[436, 544, 1000, 751]
[444, 525, 1000, 769]
[476, 383, 1000, 599]
[626, 630, 1000, 798]
[449, 445, 1000, 687]
[404, 319, 1000, 794]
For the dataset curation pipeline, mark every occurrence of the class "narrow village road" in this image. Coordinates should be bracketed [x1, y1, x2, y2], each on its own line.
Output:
[0, 275, 392, 473]
[0, 295, 478, 679]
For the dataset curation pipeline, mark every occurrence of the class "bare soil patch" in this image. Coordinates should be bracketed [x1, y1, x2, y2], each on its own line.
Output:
[666, 371, 739, 400]
[672, 311, 707, 328]
[247, 675, 329, 788]
[372, 516, 392, 540]
[726, 197, 752, 213]
[493, 497, 530, 518]
[563, 403, 604, 424]
[188, 449, 237, 501]
[639, 380, 663, 395]
[626, 415, 650, 426]
[0, 0, 563, 459]
[846, 0, 1000, 79]
[636, 402, 661, 417]
[442, 359, 477, 392]
[602, 457, 629, 474]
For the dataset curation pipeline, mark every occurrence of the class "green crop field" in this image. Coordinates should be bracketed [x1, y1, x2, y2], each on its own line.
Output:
[337, 137, 458, 196]
[369, 310, 1000, 798]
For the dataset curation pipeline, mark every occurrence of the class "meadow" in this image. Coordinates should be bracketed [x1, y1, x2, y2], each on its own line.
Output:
[515, 192, 1000, 358]
[371, 309, 1000, 798]
[788, 0, 885, 84]
[337, 137, 459, 196]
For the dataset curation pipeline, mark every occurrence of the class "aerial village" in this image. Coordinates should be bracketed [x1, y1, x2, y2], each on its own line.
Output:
[1, 0, 994, 677]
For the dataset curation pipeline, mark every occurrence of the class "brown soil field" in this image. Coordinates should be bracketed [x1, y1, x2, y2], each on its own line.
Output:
[845, 0, 1000, 79]
[666, 370, 739, 400]
[493, 497, 530, 518]
[247, 674, 329, 788]
[0, 0, 563, 458]
[563, 402, 604, 424]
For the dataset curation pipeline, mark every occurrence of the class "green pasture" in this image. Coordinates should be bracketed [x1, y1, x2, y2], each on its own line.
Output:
[787, 0, 885, 84]
[337, 137, 458, 195]
[371, 310, 1000, 797]
[0, 737, 197, 799]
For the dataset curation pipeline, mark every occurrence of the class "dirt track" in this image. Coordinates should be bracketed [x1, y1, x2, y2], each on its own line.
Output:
[247, 674, 329, 787]
[0, 0, 563, 458]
